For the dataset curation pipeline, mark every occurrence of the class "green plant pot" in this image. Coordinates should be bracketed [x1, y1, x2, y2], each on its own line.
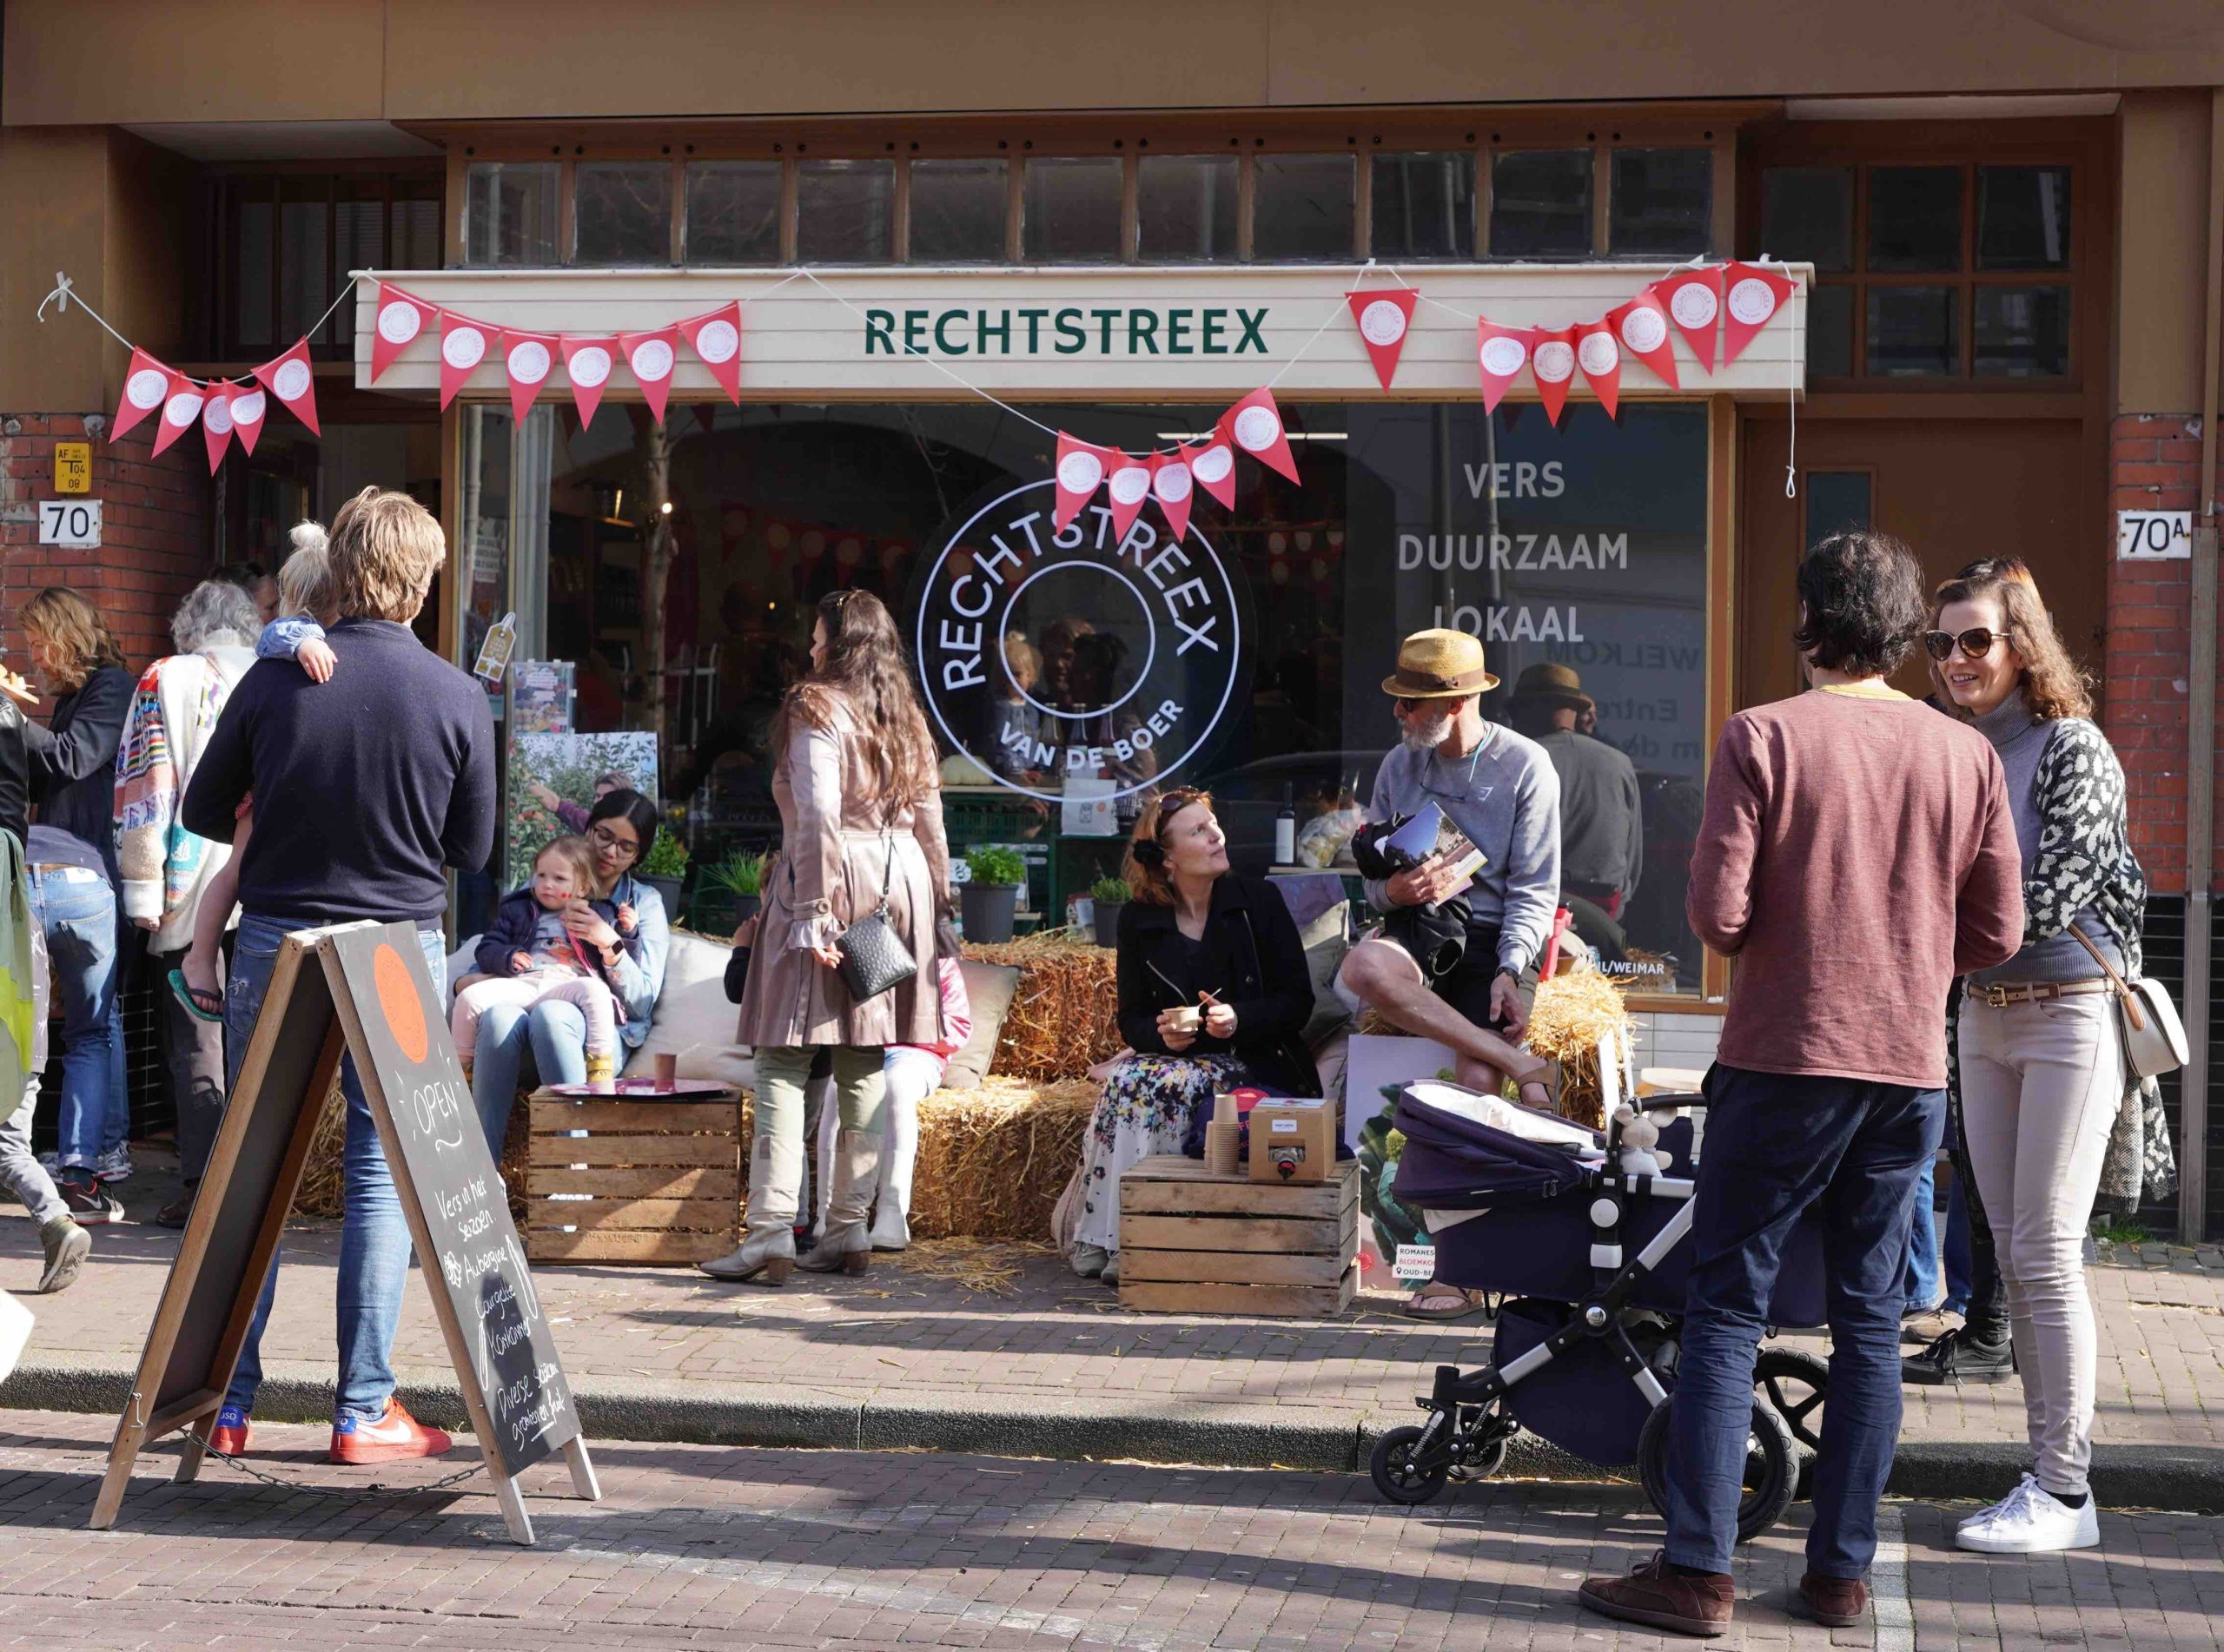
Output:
[1092, 899, 1126, 948]
[960, 882, 1019, 945]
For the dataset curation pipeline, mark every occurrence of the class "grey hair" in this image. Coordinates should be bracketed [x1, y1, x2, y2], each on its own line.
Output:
[288, 520, 328, 556]
[171, 579, 261, 654]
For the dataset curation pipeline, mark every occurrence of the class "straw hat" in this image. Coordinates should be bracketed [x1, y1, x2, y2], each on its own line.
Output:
[1380, 628, 1500, 698]
[1506, 661, 1593, 711]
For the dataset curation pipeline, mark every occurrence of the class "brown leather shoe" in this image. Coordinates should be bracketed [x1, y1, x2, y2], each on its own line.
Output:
[1577, 1551, 1734, 1638]
[1797, 1572, 1869, 1627]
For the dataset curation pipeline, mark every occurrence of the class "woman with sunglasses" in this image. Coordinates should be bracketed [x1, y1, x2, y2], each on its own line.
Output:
[1069, 789, 1320, 1285]
[1926, 558, 2155, 1555]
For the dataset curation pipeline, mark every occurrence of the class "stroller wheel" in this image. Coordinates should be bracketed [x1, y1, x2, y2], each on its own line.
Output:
[1636, 1393, 1800, 1543]
[1754, 1348, 1829, 1497]
[1370, 1424, 1451, 1505]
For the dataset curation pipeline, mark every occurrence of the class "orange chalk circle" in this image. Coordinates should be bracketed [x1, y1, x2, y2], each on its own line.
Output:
[373, 943, 429, 1064]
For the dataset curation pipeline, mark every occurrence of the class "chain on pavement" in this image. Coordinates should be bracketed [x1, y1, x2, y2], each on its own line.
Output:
[170, 1426, 487, 1497]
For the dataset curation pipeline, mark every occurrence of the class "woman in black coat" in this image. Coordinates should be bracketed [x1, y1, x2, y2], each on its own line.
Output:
[1070, 788, 1319, 1282]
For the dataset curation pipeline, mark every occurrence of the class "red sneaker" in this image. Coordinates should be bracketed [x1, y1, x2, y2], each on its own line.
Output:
[206, 1404, 250, 1457]
[328, 1398, 453, 1465]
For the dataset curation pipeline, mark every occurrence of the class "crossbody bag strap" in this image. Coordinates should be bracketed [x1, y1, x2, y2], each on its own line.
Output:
[2068, 924, 2147, 1032]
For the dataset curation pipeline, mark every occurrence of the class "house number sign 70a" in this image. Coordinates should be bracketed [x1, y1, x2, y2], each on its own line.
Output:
[2115, 510, 2191, 560]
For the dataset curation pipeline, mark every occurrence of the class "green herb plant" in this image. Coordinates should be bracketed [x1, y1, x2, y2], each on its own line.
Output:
[1090, 876, 1132, 904]
[964, 844, 1028, 888]
[705, 849, 772, 896]
[641, 827, 692, 878]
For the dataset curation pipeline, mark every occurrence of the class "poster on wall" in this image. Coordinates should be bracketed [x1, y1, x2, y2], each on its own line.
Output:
[506, 731, 659, 892]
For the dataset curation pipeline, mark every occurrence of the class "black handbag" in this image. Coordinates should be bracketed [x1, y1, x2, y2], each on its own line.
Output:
[833, 833, 919, 1002]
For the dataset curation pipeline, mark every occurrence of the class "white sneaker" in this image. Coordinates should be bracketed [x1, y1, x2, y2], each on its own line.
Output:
[1957, 1480, 2100, 1553]
[1959, 1472, 2037, 1530]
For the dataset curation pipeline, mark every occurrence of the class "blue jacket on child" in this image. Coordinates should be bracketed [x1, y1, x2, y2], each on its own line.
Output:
[473, 887, 641, 989]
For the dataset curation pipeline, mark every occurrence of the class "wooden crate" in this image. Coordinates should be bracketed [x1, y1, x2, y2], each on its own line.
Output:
[1117, 1154, 1360, 1317]
[523, 1088, 742, 1265]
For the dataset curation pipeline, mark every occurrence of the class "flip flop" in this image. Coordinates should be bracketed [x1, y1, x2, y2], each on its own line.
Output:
[1402, 1283, 1493, 1322]
[168, 968, 224, 1024]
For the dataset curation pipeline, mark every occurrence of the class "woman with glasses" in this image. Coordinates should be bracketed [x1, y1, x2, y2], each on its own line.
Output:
[467, 788, 671, 1147]
[1925, 558, 2162, 1555]
[1069, 790, 1320, 1286]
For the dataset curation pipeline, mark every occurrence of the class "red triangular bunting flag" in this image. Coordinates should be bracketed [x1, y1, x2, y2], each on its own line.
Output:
[438, 313, 492, 410]
[149, 369, 205, 459]
[1609, 288, 1680, 390]
[201, 381, 235, 473]
[1220, 387, 1300, 485]
[1475, 320, 1533, 414]
[229, 382, 268, 456]
[1657, 266, 1724, 373]
[1184, 438, 1235, 511]
[1345, 288, 1419, 393]
[560, 335, 618, 428]
[253, 340, 320, 435]
[1575, 320, 1623, 420]
[1149, 451, 1195, 543]
[1720, 261, 1800, 367]
[1052, 433, 1115, 531]
[501, 330, 559, 423]
[1530, 327, 1578, 427]
[620, 326, 680, 426]
[1106, 453, 1153, 544]
[112, 348, 171, 443]
[677, 302, 743, 404]
[371, 283, 438, 383]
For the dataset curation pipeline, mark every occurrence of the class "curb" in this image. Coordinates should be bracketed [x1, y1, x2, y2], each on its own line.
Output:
[10, 1357, 2219, 1514]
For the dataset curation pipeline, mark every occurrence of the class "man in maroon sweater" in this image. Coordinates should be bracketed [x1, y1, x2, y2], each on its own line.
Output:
[1580, 532, 2022, 1637]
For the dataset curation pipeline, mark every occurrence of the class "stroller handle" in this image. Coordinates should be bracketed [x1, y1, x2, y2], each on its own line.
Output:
[1632, 1092, 1705, 1115]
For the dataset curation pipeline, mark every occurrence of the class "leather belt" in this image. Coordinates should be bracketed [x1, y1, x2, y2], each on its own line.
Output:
[1967, 979, 2112, 1009]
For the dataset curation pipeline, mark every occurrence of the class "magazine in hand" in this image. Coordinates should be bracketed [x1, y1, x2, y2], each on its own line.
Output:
[1380, 801, 1486, 900]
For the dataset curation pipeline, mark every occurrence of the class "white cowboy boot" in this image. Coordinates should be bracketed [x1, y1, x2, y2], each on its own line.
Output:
[699, 1133, 802, 1285]
[867, 1113, 916, 1252]
[799, 1128, 882, 1275]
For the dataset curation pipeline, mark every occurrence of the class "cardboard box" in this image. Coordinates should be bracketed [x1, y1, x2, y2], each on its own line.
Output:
[1248, 1097, 1335, 1183]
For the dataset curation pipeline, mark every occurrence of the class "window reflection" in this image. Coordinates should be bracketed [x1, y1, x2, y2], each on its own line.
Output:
[797, 160, 895, 262]
[465, 162, 559, 267]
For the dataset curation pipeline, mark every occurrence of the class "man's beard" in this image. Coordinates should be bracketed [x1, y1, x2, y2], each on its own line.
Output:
[1400, 706, 1454, 751]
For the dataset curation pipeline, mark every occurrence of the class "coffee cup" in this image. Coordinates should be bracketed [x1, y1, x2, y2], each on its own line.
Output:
[1166, 1005, 1202, 1035]
[654, 1052, 678, 1092]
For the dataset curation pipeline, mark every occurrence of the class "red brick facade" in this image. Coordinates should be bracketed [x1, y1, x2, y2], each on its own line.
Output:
[0, 412, 212, 676]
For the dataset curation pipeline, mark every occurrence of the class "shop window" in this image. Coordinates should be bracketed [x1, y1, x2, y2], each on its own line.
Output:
[1022, 157, 1122, 263]
[910, 159, 1009, 263]
[217, 171, 441, 358]
[1803, 471, 1873, 545]
[1976, 166, 2070, 269]
[574, 162, 673, 265]
[1491, 149, 1592, 259]
[797, 159, 895, 262]
[1371, 153, 1474, 261]
[1137, 154, 1238, 261]
[465, 162, 560, 267]
[233, 194, 274, 351]
[1867, 285, 1958, 376]
[1866, 167, 1961, 272]
[1609, 149, 1711, 257]
[1975, 286, 2070, 377]
[685, 161, 784, 264]
[1806, 287, 1855, 377]
[1253, 155, 1355, 261]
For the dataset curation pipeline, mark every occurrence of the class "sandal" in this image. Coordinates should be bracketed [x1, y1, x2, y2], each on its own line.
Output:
[168, 968, 224, 1024]
[1516, 1059, 1564, 1115]
[1402, 1283, 1493, 1322]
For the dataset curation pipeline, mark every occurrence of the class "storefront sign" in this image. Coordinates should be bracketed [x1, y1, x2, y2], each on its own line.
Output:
[865, 305, 1271, 358]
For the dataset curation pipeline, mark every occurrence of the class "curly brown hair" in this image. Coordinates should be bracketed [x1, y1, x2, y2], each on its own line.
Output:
[774, 590, 939, 813]
[1121, 789, 1213, 907]
[1929, 556, 2093, 723]
[19, 586, 125, 691]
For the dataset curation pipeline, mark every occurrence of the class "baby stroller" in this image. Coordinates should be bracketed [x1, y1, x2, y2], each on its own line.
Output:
[1368, 1080, 1830, 1542]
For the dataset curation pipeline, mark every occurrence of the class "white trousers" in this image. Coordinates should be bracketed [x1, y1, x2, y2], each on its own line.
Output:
[814, 1046, 942, 1247]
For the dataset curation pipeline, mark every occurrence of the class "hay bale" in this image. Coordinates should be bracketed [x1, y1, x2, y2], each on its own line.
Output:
[291, 1081, 530, 1223]
[963, 932, 1122, 1081]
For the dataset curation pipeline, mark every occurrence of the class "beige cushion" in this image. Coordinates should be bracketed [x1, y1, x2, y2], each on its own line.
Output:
[1301, 901, 1354, 1046]
[942, 961, 1020, 1090]
[620, 930, 754, 1088]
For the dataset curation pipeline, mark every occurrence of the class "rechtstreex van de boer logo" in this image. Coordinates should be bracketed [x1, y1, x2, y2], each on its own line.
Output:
[915, 479, 1245, 804]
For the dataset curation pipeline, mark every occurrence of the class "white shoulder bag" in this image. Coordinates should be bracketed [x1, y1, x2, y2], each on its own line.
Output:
[2071, 927, 2188, 1080]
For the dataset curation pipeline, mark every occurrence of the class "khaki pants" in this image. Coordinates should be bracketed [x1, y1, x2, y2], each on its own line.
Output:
[750, 1045, 886, 1226]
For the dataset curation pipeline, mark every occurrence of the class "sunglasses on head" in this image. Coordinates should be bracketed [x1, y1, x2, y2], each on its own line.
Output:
[1923, 627, 2006, 663]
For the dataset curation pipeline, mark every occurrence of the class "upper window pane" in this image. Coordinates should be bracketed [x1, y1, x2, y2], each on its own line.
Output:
[233, 193, 273, 349]
[574, 162, 672, 265]
[1023, 157, 1122, 262]
[1760, 166, 1853, 273]
[1371, 153, 1474, 261]
[1491, 150, 1592, 259]
[1137, 155, 1238, 261]
[391, 187, 442, 268]
[279, 192, 328, 345]
[1253, 155, 1355, 261]
[1867, 285, 1959, 376]
[685, 161, 782, 264]
[1867, 167, 1962, 272]
[1975, 285, 2070, 377]
[1977, 166, 2071, 270]
[910, 159, 1008, 263]
[1609, 148, 1711, 257]
[465, 162, 559, 267]
[797, 160, 895, 262]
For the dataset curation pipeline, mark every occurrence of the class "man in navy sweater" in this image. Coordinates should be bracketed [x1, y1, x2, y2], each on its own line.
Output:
[182, 486, 495, 1466]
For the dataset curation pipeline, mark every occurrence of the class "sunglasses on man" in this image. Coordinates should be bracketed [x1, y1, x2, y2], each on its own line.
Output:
[1922, 626, 2008, 663]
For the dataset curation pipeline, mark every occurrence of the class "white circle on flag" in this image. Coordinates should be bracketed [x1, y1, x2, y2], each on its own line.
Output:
[202, 395, 234, 436]
[1619, 306, 1667, 355]
[568, 345, 612, 387]
[1191, 444, 1234, 486]
[1056, 449, 1105, 494]
[272, 359, 312, 402]
[1669, 283, 1718, 329]
[693, 318, 739, 364]
[163, 390, 204, 427]
[1109, 465, 1150, 506]
[1358, 299, 1408, 347]
[1479, 335, 1528, 378]
[1532, 340, 1576, 384]
[1728, 277, 1778, 326]
[230, 390, 266, 426]
[126, 369, 168, 411]
[507, 340, 553, 384]
[376, 301, 423, 345]
[629, 338, 674, 381]
[440, 327, 486, 371]
[1232, 404, 1281, 453]
[1152, 462, 1193, 504]
[1578, 331, 1619, 376]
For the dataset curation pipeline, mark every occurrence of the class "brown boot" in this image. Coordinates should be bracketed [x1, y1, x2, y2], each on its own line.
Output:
[1577, 1551, 1734, 1638]
[1797, 1572, 1869, 1628]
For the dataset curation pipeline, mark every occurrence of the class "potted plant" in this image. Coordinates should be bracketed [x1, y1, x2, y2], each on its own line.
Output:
[692, 849, 772, 932]
[959, 845, 1027, 944]
[638, 826, 690, 918]
[1089, 875, 1131, 948]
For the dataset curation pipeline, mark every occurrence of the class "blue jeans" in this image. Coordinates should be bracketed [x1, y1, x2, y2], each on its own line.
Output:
[1903, 1155, 1941, 1312]
[1664, 1064, 1944, 1579]
[1942, 1169, 1974, 1318]
[468, 1000, 590, 1155]
[27, 866, 125, 1173]
[224, 915, 447, 1423]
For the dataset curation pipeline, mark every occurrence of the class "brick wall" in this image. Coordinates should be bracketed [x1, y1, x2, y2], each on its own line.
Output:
[0, 411, 211, 676]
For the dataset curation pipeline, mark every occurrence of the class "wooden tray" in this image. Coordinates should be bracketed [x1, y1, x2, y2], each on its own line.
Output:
[523, 1087, 743, 1265]
[1117, 1154, 1360, 1318]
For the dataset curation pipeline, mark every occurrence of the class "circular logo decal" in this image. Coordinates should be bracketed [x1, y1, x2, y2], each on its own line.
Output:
[371, 942, 429, 1064]
[1056, 449, 1104, 494]
[1727, 276, 1777, 326]
[229, 390, 266, 425]
[1531, 340, 1576, 383]
[1232, 404, 1281, 453]
[1669, 283, 1719, 329]
[1109, 464, 1151, 506]
[1358, 299, 1409, 346]
[440, 327, 486, 371]
[163, 390, 204, 426]
[1577, 331, 1619, 376]
[1190, 444, 1234, 486]
[1152, 462, 1193, 504]
[202, 395, 234, 435]
[567, 345, 612, 387]
[1619, 306, 1668, 355]
[125, 369, 168, 411]
[913, 479, 1247, 806]
[693, 318, 739, 363]
[629, 338, 674, 380]
[506, 340, 552, 383]
[272, 359, 312, 402]
[376, 301, 423, 345]
[1479, 335, 1528, 378]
